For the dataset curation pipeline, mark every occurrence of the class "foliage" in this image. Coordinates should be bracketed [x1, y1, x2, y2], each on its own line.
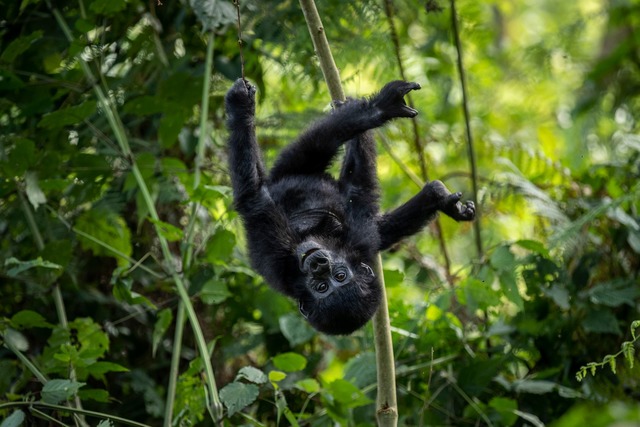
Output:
[1, 0, 639, 426]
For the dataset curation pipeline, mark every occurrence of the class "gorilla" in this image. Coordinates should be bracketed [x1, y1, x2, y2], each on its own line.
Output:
[225, 78, 475, 335]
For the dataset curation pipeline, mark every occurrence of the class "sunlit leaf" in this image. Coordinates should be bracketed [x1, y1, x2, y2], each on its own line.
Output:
[76, 209, 132, 267]
[273, 352, 307, 372]
[325, 379, 372, 408]
[148, 217, 184, 242]
[295, 378, 320, 394]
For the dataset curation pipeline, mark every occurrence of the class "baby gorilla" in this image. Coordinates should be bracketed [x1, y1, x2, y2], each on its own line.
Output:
[225, 79, 475, 335]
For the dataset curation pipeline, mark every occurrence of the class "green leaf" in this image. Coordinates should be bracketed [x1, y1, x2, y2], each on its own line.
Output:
[189, 0, 237, 32]
[583, 280, 639, 307]
[152, 309, 173, 357]
[273, 352, 307, 372]
[628, 231, 640, 254]
[148, 218, 184, 242]
[43, 52, 62, 73]
[4, 138, 35, 177]
[4, 257, 62, 277]
[489, 397, 518, 427]
[46, 318, 110, 368]
[623, 341, 635, 368]
[512, 379, 556, 394]
[279, 313, 315, 346]
[490, 245, 516, 271]
[20, 0, 41, 12]
[11, 310, 53, 329]
[268, 370, 287, 382]
[457, 278, 501, 311]
[383, 269, 404, 287]
[159, 112, 188, 148]
[123, 96, 167, 115]
[87, 361, 129, 376]
[514, 239, 550, 257]
[199, 279, 231, 305]
[41, 379, 85, 404]
[76, 209, 132, 267]
[78, 388, 110, 403]
[499, 270, 523, 310]
[3, 329, 28, 352]
[236, 366, 268, 385]
[112, 281, 156, 308]
[0, 31, 42, 63]
[219, 382, 259, 416]
[38, 100, 97, 129]
[205, 228, 236, 264]
[513, 410, 545, 427]
[0, 410, 25, 427]
[89, 0, 127, 15]
[583, 308, 622, 334]
[325, 379, 372, 408]
[25, 172, 46, 210]
[542, 284, 570, 310]
[295, 378, 320, 394]
[344, 352, 376, 388]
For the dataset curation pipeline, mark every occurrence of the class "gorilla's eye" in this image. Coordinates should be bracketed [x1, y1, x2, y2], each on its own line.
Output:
[316, 282, 329, 293]
[334, 271, 347, 282]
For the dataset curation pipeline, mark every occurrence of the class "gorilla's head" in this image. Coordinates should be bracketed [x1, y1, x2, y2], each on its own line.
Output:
[294, 240, 381, 335]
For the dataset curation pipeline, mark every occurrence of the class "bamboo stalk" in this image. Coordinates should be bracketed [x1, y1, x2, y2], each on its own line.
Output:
[298, 1, 398, 425]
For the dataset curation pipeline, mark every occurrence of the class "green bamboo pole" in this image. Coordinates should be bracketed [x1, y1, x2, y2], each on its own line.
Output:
[298, 1, 398, 425]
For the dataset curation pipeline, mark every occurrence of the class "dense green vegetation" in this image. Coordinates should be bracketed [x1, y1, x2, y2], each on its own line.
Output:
[1, 0, 639, 425]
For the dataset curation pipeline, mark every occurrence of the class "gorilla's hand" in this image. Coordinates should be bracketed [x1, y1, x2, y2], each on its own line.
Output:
[372, 80, 421, 120]
[225, 78, 256, 121]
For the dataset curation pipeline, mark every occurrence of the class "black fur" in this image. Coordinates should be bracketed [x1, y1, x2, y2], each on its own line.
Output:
[225, 79, 475, 335]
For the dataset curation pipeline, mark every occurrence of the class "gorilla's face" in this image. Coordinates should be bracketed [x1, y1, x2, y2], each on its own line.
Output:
[295, 240, 381, 335]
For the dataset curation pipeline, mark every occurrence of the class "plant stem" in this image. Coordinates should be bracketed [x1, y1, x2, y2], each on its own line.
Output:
[49, 4, 222, 423]
[2, 332, 49, 384]
[0, 401, 153, 427]
[450, 0, 483, 257]
[163, 29, 216, 427]
[18, 190, 88, 427]
[298, 0, 398, 425]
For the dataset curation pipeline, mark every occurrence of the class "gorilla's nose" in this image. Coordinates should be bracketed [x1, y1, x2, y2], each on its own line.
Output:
[310, 256, 329, 275]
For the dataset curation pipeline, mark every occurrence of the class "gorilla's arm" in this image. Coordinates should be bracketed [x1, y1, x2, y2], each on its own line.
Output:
[338, 131, 380, 221]
[377, 180, 475, 251]
[225, 79, 268, 215]
[225, 79, 297, 294]
[269, 81, 421, 180]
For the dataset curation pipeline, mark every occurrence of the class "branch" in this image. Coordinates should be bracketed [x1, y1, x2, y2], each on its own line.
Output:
[298, 1, 398, 425]
[450, 0, 483, 257]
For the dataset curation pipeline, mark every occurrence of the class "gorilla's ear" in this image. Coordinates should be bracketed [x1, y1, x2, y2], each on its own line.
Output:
[298, 300, 310, 318]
